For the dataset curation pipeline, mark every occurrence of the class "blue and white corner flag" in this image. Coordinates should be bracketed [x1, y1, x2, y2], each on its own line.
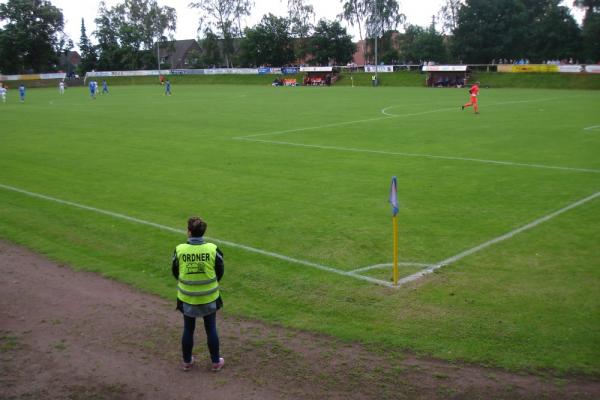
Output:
[389, 176, 399, 216]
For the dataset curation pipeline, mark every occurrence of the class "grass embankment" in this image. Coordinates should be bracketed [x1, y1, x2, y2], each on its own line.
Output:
[100, 71, 426, 87]
[90, 71, 600, 90]
[6, 70, 600, 89]
[335, 71, 426, 87]
[472, 71, 600, 90]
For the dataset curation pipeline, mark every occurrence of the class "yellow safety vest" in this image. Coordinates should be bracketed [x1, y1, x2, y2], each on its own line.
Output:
[176, 242, 220, 305]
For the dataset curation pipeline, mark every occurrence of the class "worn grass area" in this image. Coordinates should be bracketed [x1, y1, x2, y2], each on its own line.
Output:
[0, 84, 598, 374]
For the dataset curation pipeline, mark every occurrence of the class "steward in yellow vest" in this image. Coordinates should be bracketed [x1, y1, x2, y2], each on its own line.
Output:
[172, 216, 225, 372]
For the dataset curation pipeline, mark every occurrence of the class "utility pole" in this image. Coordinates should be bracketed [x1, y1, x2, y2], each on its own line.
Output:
[374, 1, 381, 85]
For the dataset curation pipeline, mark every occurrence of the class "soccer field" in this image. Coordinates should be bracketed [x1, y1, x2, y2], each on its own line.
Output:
[1, 84, 599, 373]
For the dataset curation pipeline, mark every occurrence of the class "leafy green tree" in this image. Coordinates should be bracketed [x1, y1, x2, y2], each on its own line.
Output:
[79, 18, 97, 73]
[452, 0, 529, 63]
[94, 0, 176, 70]
[94, 1, 125, 70]
[379, 31, 400, 64]
[189, 0, 253, 67]
[452, 0, 584, 63]
[437, 0, 463, 34]
[342, 0, 404, 64]
[286, 0, 315, 60]
[339, 0, 403, 63]
[364, 0, 405, 38]
[528, 1, 581, 62]
[240, 14, 295, 67]
[0, 0, 65, 73]
[400, 25, 447, 63]
[200, 28, 223, 67]
[339, 0, 368, 61]
[574, 0, 600, 62]
[308, 19, 356, 65]
[183, 48, 203, 68]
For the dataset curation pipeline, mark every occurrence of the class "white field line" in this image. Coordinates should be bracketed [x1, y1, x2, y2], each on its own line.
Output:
[234, 115, 395, 139]
[234, 96, 600, 174]
[395, 191, 600, 287]
[350, 262, 430, 273]
[235, 138, 600, 174]
[0, 183, 391, 287]
[236, 97, 560, 140]
[380, 105, 457, 117]
[380, 97, 555, 116]
[583, 125, 600, 131]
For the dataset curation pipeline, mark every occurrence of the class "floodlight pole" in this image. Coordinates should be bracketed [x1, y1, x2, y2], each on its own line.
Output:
[374, 30, 378, 84]
[373, 2, 381, 85]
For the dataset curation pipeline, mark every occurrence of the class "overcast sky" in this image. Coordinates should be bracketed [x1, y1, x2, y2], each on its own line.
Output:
[1, 0, 585, 50]
[44, 0, 450, 47]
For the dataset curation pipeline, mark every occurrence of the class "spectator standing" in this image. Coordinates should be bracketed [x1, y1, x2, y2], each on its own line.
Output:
[172, 217, 225, 372]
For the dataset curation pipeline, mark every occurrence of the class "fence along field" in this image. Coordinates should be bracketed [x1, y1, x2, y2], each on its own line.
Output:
[0, 84, 599, 373]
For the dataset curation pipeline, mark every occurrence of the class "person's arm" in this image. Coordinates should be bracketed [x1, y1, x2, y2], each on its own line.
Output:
[215, 247, 224, 282]
[171, 250, 179, 280]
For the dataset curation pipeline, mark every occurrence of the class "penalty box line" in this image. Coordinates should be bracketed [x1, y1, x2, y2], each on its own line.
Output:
[395, 190, 600, 287]
[0, 183, 393, 287]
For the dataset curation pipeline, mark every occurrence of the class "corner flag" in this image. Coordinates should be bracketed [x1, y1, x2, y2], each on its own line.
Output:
[389, 176, 399, 285]
[389, 176, 399, 216]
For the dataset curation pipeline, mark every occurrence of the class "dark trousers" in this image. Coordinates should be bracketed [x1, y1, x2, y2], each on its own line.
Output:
[182, 313, 220, 364]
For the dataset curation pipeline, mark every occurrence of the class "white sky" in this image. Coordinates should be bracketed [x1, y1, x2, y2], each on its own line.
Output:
[38, 0, 449, 48]
[1, 0, 585, 50]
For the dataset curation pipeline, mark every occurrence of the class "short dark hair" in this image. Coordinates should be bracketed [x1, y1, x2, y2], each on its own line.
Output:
[188, 216, 207, 237]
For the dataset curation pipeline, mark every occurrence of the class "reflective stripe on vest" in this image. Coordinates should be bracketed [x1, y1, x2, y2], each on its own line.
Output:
[178, 286, 219, 297]
[178, 277, 217, 285]
[176, 242, 219, 305]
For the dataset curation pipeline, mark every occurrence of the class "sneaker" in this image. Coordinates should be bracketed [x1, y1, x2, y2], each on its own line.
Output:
[211, 357, 225, 372]
[182, 355, 195, 372]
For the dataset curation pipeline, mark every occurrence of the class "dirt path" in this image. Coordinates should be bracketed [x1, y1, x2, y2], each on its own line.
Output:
[1, 240, 598, 399]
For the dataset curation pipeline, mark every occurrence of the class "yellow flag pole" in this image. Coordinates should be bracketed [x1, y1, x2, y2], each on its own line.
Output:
[393, 213, 399, 286]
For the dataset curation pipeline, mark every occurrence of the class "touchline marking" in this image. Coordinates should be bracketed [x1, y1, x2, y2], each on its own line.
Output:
[0, 183, 390, 287]
[395, 191, 600, 287]
[583, 125, 600, 131]
[235, 138, 600, 174]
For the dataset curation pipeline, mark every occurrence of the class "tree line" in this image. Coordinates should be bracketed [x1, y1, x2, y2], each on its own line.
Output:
[0, 0, 598, 75]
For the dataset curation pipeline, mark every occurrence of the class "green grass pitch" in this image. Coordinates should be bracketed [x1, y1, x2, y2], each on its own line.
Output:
[1, 83, 599, 374]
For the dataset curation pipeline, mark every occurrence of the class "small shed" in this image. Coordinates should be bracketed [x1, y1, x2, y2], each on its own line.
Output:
[422, 65, 468, 87]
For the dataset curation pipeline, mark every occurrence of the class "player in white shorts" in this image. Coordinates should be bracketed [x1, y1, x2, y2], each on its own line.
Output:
[59, 80, 65, 95]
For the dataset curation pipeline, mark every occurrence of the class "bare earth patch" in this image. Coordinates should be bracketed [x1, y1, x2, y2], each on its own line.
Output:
[1, 241, 598, 399]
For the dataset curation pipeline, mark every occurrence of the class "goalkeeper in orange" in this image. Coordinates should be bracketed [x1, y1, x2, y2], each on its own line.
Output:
[462, 81, 480, 114]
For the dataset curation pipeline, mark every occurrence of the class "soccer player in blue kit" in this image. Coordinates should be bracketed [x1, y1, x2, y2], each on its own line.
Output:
[89, 80, 96, 99]
[18, 84, 25, 102]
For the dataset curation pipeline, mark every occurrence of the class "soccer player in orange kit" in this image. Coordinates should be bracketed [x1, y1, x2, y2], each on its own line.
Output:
[462, 81, 480, 114]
